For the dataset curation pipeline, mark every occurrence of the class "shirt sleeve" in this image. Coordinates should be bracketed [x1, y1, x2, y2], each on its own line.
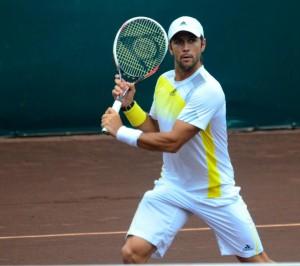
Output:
[177, 84, 225, 130]
[149, 76, 162, 120]
[149, 100, 156, 120]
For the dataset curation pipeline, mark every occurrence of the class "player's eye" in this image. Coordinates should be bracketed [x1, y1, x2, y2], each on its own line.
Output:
[172, 39, 180, 45]
[188, 37, 197, 43]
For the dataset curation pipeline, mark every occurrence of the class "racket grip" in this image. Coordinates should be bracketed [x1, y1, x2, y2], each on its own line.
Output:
[111, 99, 122, 112]
[102, 99, 122, 134]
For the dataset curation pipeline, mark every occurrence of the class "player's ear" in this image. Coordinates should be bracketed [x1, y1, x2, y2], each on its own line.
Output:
[201, 37, 206, 52]
[169, 43, 174, 56]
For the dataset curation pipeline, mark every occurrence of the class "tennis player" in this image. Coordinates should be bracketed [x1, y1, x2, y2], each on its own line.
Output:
[101, 16, 272, 263]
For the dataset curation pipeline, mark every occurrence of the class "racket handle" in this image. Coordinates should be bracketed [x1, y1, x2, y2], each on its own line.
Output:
[111, 99, 122, 112]
[102, 99, 122, 134]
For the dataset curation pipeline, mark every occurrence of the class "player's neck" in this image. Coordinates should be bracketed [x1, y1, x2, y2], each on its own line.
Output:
[175, 62, 202, 81]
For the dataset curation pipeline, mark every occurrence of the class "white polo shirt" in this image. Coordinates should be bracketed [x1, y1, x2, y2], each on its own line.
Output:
[149, 66, 240, 205]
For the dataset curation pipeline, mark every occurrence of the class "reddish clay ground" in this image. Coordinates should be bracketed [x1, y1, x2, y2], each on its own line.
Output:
[0, 130, 299, 264]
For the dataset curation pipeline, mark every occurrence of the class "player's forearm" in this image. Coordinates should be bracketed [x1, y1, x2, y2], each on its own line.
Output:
[137, 115, 159, 133]
[137, 131, 181, 153]
[115, 120, 199, 152]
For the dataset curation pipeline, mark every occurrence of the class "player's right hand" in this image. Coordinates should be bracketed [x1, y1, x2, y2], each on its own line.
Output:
[113, 74, 136, 108]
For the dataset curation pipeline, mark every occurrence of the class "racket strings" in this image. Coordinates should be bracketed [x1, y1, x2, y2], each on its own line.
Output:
[116, 19, 167, 79]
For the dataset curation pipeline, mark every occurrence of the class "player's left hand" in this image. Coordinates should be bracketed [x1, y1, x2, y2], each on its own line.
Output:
[113, 74, 136, 108]
[101, 108, 123, 137]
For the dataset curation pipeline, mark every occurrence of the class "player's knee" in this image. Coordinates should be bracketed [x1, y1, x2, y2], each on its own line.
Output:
[121, 244, 133, 264]
[121, 243, 147, 264]
[237, 251, 273, 263]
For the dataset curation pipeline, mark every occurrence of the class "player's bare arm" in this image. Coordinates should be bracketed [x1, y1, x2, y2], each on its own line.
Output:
[101, 108, 198, 152]
[138, 119, 199, 152]
[136, 115, 159, 133]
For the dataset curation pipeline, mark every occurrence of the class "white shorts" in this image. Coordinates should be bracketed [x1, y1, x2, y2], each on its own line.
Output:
[127, 181, 263, 259]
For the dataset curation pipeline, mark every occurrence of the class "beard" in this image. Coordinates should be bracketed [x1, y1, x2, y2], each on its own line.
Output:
[176, 56, 200, 72]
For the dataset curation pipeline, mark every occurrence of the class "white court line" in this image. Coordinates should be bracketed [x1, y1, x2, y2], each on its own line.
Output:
[0, 222, 299, 240]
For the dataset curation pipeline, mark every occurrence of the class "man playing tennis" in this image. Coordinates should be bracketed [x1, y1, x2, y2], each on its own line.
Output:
[101, 16, 272, 263]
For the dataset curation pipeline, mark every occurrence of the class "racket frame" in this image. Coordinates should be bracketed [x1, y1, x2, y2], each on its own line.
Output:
[102, 17, 168, 134]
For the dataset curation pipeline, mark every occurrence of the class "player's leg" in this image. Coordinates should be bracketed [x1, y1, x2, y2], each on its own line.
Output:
[121, 186, 190, 263]
[194, 195, 272, 261]
[121, 235, 156, 264]
[236, 251, 273, 263]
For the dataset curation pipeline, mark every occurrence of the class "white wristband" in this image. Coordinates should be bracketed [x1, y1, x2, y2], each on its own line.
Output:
[116, 126, 143, 147]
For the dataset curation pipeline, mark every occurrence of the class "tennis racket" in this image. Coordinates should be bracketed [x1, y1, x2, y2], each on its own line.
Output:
[102, 16, 168, 134]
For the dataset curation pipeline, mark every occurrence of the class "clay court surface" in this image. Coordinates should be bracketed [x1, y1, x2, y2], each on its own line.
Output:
[0, 130, 299, 264]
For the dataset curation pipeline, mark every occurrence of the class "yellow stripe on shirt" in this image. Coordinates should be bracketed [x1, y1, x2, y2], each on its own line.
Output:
[200, 124, 221, 198]
[155, 76, 185, 121]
